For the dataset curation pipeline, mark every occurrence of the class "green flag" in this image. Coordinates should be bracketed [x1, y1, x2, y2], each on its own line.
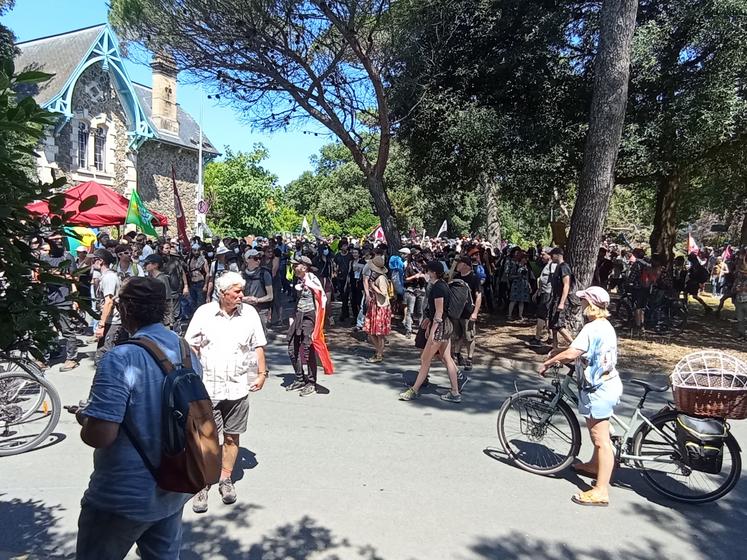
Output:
[126, 189, 158, 236]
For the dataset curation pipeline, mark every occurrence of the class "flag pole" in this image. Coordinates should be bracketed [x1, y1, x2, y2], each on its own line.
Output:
[195, 89, 204, 238]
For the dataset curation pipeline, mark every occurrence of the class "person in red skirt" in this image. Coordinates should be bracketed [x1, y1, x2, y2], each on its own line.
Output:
[364, 255, 391, 363]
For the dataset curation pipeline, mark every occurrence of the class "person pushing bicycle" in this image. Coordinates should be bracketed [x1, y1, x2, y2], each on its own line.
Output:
[539, 286, 623, 507]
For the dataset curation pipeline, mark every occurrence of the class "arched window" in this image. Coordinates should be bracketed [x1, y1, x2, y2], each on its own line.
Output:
[77, 122, 88, 168]
[94, 126, 106, 171]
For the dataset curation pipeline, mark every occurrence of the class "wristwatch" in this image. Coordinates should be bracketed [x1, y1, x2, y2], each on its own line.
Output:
[257, 370, 269, 377]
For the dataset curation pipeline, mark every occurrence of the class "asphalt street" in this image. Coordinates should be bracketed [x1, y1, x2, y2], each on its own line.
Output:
[1, 331, 746, 560]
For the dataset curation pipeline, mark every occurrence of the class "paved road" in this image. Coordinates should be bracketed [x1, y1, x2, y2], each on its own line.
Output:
[1, 332, 746, 560]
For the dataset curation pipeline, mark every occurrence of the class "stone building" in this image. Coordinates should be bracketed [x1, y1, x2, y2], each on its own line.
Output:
[15, 24, 218, 235]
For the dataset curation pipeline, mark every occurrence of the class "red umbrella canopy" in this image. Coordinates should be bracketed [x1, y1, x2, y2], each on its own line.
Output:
[26, 181, 168, 227]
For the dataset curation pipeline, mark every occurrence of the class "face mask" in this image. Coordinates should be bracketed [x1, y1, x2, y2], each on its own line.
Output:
[323, 249, 329, 256]
[234, 248, 240, 254]
[207, 252, 214, 258]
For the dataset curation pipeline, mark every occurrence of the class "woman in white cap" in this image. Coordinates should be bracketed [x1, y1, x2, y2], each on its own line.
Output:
[363, 255, 391, 363]
[539, 286, 622, 507]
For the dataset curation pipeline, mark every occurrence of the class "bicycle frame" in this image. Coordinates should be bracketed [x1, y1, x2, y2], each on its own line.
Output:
[542, 373, 681, 467]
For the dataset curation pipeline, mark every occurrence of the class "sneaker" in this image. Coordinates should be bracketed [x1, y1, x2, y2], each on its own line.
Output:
[440, 391, 462, 403]
[286, 380, 306, 391]
[464, 358, 473, 371]
[299, 383, 317, 397]
[405, 331, 412, 340]
[399, 387, 419, 401]
[192, 487, 209, 513]
[527, 337, 542, 348]
[219, 479, 237, 505]
[457, 372, 470, 392]
[455, 353, 465, 367]
[59, 360, 79, 372]
[367, 354, 383, 364]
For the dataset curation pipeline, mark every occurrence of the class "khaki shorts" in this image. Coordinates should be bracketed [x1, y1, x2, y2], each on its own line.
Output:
[452, 319, 476, 342]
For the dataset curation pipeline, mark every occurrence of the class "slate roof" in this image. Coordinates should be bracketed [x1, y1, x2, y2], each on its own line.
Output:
[15, 24, 105, 108]
[132, 82, 218, 155]
[14, 24, 218, 155]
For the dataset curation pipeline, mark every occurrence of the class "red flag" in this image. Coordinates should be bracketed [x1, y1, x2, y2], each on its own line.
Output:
[172, 165, 190, 250]
[687, 233, 699, 255]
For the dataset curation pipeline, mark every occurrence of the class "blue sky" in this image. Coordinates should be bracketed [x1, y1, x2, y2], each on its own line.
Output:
[2, 0, 328, 185]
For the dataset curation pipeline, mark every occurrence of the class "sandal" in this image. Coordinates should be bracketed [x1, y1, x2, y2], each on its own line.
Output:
[571, 464, 597, 479]
[571, 490, 609, 507]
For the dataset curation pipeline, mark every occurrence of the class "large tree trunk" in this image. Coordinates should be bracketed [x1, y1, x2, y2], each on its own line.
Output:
[650, 171, 683, 265]
[483, 176, 502, 247]
[366, 174, 401, 251]
[740, 211, 747, 246]
[566, 0, 639, 290]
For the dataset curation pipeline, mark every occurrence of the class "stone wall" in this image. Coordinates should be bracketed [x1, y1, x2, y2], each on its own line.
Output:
[47, 62, 133, 193]
[137, 140, 199, 237]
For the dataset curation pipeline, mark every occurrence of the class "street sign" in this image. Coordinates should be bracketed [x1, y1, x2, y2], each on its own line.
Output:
[197, 200, 210, 214]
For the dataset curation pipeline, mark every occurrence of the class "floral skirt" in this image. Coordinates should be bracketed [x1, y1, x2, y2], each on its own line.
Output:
[364, 303, 392, 336]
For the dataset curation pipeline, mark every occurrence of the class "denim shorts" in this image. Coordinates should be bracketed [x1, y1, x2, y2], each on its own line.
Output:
[578, 376, 623, 419]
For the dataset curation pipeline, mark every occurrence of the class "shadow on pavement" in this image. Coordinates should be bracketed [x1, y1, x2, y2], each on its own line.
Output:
[181, 510, 385, 560]
[0, 495, 75, 559]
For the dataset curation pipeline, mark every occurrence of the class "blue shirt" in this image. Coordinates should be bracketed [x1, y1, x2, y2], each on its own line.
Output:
[82, 323, 202, 522]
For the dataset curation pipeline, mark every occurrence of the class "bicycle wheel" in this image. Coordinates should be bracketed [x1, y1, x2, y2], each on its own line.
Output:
[0, 371, 61, 457]
[0, 358, 46, 421]
[497, 389, 582, 475]
[615, 299, 633, 327]
[632, 410, 741, 504]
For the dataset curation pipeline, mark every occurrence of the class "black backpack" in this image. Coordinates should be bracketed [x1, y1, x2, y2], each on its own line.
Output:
[243, 267, 271, 298]
[121, 337, 221, 494]
[447, 278, 474, 321]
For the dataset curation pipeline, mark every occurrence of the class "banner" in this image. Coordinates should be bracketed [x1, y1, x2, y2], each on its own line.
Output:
[687, 232, 699, 255]
[311, 215, 321, 237]
[371, 224, 385, 242]
[125, 189, 158, 236]
[301, 216, 310, 234]
[172, 165, 190, 250]
[436, 219, 448, 238]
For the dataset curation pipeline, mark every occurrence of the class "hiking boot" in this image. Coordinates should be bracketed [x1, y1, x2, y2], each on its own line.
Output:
[440, 391, 462, 403]
[399, 387, 419, 401]
[286, 380, 306, 391]
[457, 372, 470, 392]
[60, 360, 79, 372]
[299, 383, 317, 397]
[454, 353, 465, 367]
[192, 487, 209, 513]
[219, 479, 237, 505]
[464, 358, 473, 371]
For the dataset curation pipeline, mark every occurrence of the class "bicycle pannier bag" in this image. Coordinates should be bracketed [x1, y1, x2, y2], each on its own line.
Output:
[122, 337, 220, 494]
[675, 414, 727, 475]
[447, 279, 474, 321]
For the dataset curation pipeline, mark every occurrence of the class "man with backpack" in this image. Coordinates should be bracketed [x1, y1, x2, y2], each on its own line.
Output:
[186, 271, 268, 514]
[548, 247, 577, 351]
[242, 248, 274, 333]
[451, 256, 482, 372]
[76, 276, 217, 560]
[160, 242, 189, 334]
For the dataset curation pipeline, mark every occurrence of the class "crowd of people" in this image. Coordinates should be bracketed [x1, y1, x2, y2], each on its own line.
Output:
[22, 223, 746, 558]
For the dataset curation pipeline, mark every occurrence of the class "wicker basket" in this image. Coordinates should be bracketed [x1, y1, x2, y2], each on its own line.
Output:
[670, 351, 747, 419]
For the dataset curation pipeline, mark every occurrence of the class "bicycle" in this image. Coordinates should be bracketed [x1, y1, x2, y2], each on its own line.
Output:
[496, 366, 741, 504]
[615, 288, 688, 333]
[0, 352, 61, 457]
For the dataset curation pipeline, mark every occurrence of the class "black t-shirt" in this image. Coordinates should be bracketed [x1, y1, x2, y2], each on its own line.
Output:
[334, 252, 353, 278]
[551, 262, 573, 301]
[163, 256, 185, 293]
[460, 271, 482, 303]
[426, 279, 450, 320]
[243, 267, 273, 310]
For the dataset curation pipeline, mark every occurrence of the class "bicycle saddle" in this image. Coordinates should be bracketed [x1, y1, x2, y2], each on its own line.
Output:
[630, 379, 670, 393]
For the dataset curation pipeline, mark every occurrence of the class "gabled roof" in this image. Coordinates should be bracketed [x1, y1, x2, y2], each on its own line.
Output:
[15, 24, 105, 108]
[133, 82, 218, 155]
[14, 24, 217, 154]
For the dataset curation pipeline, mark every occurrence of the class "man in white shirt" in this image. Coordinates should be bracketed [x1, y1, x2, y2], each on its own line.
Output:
[185, 271, 268, 514]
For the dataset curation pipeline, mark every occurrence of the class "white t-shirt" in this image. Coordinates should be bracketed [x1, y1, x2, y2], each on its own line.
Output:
[571, 319, 618, 389]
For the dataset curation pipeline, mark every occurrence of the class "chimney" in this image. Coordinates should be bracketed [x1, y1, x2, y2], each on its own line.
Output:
[150, 54, 179, 135]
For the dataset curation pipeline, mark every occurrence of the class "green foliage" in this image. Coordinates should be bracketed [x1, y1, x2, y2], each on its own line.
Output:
[0, 59, 82, 353]
[204, 145, 279, 237]
[341, 209, 380, 239]
[271, 205, 302, 234]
